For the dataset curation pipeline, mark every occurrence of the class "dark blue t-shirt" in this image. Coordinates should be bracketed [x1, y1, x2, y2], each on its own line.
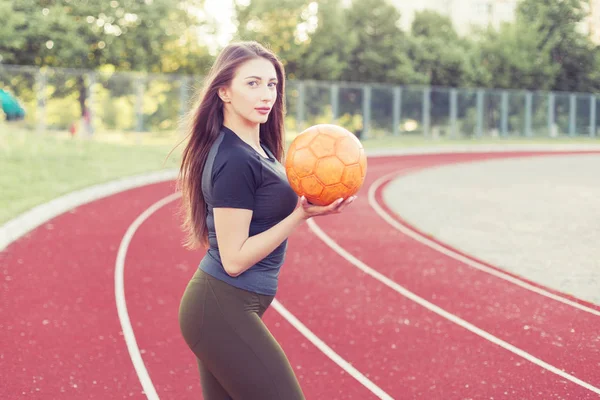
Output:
[198, 126, 299, 295]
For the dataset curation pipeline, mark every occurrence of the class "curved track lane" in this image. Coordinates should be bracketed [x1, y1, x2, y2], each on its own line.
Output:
[2, 150, 599, 399]
[311, 152, 600, 398]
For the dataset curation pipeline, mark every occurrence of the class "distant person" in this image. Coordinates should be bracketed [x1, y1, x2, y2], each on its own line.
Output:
[0, 89, 25, 121]
[175, 41, 356, 399]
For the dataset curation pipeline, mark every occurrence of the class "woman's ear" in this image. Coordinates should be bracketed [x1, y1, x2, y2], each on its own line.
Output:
[218, 87, 231, 103]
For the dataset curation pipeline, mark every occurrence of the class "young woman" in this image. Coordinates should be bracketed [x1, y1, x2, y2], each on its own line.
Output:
[176, 41, 356, 399]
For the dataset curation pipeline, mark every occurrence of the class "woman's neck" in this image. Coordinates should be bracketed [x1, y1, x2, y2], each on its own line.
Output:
[222, 113, 260, 148]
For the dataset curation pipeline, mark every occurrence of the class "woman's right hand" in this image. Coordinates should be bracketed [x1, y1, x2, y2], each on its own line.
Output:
[296, 195, 357, 220]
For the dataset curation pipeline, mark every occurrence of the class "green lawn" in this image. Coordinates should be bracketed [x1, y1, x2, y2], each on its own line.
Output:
[0, 128, 182, 224]
[1, 126, 598, 225]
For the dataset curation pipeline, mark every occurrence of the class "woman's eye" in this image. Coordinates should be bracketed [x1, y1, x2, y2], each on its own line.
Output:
[248, 81, 258, 87]
[268, 82, 277, 88]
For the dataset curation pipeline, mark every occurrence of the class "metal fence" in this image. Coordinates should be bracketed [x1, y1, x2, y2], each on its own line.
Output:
[1, 63, 599, 139]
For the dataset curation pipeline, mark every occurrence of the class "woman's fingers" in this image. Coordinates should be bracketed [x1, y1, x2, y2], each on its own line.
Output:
[335, 196, 356, 213]
[329, 198, 345, 211]
[299, 195, 357, 218]
[320, 196, 355, 214]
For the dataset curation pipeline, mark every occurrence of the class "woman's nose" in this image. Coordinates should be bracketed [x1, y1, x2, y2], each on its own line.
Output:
[261, 86, 274, 101]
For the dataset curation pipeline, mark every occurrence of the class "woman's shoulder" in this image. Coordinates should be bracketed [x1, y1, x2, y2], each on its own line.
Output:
[210, 135, 262, 186]
[215, 135, 261, 166]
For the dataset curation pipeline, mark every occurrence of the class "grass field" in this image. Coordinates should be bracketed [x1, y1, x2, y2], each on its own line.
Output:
[1, 125, 599, 225]
[0, 128, 181, 225]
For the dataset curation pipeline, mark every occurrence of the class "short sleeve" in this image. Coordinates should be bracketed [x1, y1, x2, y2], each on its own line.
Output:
[211, 153, 258, 210]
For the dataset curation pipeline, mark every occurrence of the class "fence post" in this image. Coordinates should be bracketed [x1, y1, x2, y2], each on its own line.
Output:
[392, 86, 402, 136]
[569, 94, 576, 137]
[362, 84, 371, 139]
[547, 92, 555, 137]
[476, 89, 484, 137]
[178, 76, 190, 137]
[501, 90, 508, 137]
[524, 91, 532, 137]
[135, 76, 145, 143]
[330, 83, 339, 122]
[296, 81, 305, 134]
[86, 72, 96, 137]
[450, 88, 457, 138]
[422, 87, 430, 136]
[590, 95, 596, 137]
[179, 76, 190, 118]
[36, 68, 47, 134]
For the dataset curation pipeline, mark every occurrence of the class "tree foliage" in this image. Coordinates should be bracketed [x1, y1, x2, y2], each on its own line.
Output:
[2, 0, 600, 94]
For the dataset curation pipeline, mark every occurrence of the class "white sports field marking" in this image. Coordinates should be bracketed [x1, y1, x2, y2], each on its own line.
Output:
[368, 170, 600, 318]
[306, 217, 600, 396]
[3, 148, 596, 398]
[271, 300, 393, 400]
[115, 192, 180, 400]
[116, 193, 393, 400]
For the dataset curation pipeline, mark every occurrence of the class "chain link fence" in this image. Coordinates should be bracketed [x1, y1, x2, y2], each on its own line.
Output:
[1, 64, 598, 140]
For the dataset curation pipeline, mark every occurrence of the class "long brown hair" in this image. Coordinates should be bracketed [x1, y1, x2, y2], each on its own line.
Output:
[174, 41, 287, 250]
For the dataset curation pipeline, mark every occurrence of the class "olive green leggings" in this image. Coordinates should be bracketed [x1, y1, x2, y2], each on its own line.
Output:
[178, 268, 305, 400]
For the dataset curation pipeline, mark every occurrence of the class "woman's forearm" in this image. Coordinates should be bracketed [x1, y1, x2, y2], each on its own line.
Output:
[229, 208, 306, 276]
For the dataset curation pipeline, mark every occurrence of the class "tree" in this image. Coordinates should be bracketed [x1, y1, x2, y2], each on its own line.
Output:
[516, 0, 599, 92]
[0, 0, 213, 118]
[233, 0, 310, 77]
[411, 9, 458, 40]
[409, 10, 477, 88]
[2, 0, 209, 71]
[294, 0, 356, 81]
[0, 1, 28, 65]
[474, 23, 559, 91]
[341, 0, 425, 84]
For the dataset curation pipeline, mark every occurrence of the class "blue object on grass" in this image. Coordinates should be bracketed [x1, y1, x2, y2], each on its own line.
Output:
[0, 89, 25, 121]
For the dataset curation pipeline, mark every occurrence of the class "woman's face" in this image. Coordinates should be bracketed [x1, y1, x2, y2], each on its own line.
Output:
[219, 57, 278, 126]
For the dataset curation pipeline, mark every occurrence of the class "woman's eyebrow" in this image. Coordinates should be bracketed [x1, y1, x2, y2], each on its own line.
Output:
[244, 76, 278, 81]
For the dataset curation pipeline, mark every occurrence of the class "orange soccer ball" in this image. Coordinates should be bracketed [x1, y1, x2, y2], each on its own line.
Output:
[285, 124, 367, 206]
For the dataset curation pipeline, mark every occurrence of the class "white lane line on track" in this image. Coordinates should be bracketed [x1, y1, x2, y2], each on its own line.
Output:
[116, 193, 393, 400]
[369, 170, 600, 317]
[115, 192, 180, 400]
[305, 220, 600, 396]
[271, 300, 394, 400]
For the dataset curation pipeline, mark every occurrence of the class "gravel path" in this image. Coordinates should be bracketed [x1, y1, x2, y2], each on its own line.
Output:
[383, 154, 600, 305]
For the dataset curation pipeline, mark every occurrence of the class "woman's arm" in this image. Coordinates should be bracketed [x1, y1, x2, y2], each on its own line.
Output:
[214, 196, 355, 277]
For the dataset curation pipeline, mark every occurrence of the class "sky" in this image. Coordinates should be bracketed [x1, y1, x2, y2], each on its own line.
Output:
[201, 0, 242, 52]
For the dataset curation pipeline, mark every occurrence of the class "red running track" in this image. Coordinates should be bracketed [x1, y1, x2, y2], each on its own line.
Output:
[1, 151, 599, 399]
